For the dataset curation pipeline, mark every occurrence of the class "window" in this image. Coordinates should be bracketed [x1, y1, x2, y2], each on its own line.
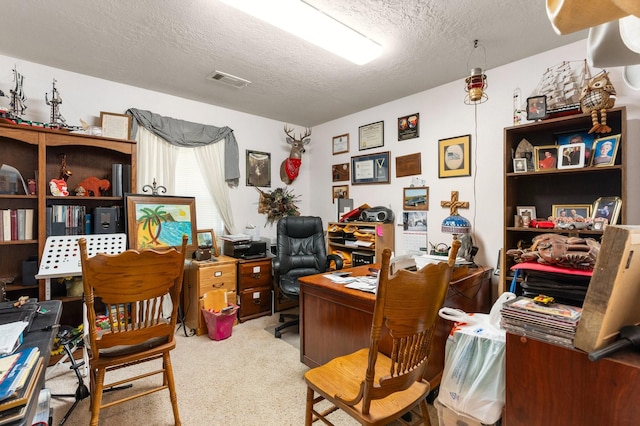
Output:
[174, 148, 225, 239]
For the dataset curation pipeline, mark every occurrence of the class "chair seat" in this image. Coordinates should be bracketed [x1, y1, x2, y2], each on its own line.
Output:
[97, 335, 170, 358]
[305, 348, 430, 425]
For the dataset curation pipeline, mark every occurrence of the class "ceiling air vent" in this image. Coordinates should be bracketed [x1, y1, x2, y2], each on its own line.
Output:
[207, 70, 251, 89]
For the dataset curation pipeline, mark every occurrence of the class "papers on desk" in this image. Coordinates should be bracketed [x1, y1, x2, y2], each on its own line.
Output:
[413, 254, 471, 269]
[0, 322, 27, 356]
[323, 274, 379, 293]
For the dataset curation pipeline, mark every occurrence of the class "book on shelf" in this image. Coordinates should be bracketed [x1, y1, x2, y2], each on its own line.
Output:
[1, 210, 10, 242]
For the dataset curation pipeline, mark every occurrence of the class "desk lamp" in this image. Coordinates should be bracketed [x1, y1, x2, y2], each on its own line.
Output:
[440, 191, 471, 256]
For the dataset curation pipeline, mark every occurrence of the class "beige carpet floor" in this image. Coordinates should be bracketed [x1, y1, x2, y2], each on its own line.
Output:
[45, 310, 440, 425]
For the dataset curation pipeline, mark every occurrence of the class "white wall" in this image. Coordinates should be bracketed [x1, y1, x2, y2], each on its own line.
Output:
[0, 54, 313, 242]
[311, 39, 640, 279]
[2, 38, 639, 278]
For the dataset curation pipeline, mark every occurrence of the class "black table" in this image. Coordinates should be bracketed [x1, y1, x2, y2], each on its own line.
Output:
[1, 300, 62, 426]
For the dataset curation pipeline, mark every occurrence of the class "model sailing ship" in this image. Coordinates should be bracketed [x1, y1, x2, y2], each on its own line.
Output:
[1, 69, 81, 130]
[531, 60, 590, 118]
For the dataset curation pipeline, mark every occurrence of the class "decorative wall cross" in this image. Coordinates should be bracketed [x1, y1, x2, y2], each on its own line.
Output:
[441, 191, 469, 216]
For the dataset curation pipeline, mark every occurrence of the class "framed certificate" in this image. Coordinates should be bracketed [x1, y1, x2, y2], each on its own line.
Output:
[358, 121, 384, 150]
[100, 112, 132, 140]
[332, 133, 349, 155]
[351, 151, 390, 185]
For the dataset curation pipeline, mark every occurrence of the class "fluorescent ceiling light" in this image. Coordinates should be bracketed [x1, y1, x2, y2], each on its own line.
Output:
[219, 0, 382, 65]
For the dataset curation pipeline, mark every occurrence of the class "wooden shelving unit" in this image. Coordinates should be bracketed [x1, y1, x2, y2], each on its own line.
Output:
[0, 123, 136, 326]
[500, 107, 626, 293]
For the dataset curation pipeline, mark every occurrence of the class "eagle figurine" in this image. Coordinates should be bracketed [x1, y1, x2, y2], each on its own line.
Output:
[580, 71, 616, 134]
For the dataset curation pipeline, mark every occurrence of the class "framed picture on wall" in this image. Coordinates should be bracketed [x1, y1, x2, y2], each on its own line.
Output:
[351, 151, 390, 185]
[438, 134, 471, 178]
[332, 134, 349, 155]
[125, 194, 197, 251]
[246, 150, 271, 187]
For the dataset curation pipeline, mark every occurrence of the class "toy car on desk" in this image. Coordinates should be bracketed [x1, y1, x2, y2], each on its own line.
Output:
[530, 219, 555, 229]
[533, 294, 555, 305]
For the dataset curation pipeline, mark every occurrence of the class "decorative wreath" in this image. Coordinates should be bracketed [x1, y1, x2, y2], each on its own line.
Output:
[256, 187, 300, 226]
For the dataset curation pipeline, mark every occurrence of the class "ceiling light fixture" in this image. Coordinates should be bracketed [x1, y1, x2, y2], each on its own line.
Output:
[219, 0, 382, 65]
[464, 40, 488, 105]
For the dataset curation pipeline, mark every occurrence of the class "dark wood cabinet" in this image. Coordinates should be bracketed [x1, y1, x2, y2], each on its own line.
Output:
[237, 257, 272, 322]
[500, 107, 626, 292]
[504, 332, 640, 425]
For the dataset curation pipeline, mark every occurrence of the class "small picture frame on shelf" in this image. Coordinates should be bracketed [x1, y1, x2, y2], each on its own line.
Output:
[557, 143, 585, 169]
[551, 204, 591, 221]
[513, 158, 528, 173]
[534, 145, 558, 171]
[591, 196, 622, 225]
[100, 112, 132, 140]
[517, 206, 537, 220]
[590, 134, 621, 167]
[526, 95, 547, 121]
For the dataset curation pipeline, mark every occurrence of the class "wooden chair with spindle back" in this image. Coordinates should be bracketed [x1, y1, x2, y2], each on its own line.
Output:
[304, 239, 461, 426]
[79, 234, 188, 426]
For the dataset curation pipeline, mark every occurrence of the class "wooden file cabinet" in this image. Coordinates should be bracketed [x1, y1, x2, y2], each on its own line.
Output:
[237, 257, 272, 322]
[182, 256, 238, 336]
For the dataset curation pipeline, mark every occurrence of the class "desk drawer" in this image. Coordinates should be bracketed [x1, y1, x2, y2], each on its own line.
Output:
[198, 263, 236, 293]
[238, 287, 272, 321]
[238, 260, 272, 291]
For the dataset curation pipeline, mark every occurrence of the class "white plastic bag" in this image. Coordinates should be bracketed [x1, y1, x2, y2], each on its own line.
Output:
[436, 292, 515, 425]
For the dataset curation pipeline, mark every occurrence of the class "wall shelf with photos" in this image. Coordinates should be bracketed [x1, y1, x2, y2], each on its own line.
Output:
[500, 106, 626, 293]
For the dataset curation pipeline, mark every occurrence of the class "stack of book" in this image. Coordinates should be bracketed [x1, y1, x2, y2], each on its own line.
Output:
[0, 347, 43, 424]
[501, 296, 582, 348]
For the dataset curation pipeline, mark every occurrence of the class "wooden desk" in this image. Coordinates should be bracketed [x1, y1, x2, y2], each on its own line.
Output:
[2, 300, 61, 426]
[299, 264, 492, 387]
[504, 333, 640, 426]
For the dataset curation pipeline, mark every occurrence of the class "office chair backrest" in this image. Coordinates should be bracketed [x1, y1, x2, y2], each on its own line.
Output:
[276, 216, 327, 276]
[79, 235, 188, 358]
[356, 242, 460, 414]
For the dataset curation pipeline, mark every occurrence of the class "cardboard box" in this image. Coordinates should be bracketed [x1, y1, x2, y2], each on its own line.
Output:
[574, 225, 640, 352]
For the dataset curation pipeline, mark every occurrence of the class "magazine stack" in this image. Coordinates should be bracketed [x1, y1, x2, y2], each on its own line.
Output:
[501, 296, 582, 348]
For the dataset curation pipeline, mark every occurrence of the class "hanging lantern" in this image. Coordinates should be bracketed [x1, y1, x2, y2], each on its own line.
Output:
[464, 40, 488, 105]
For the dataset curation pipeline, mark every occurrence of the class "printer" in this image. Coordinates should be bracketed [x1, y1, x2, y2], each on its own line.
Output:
[223, 239, 267, 259]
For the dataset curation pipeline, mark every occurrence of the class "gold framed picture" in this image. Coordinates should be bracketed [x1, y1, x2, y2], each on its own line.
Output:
[438, 134, 471, 178]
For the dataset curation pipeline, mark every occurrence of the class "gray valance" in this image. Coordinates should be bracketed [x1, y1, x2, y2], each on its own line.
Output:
[127, 108, 239, 187]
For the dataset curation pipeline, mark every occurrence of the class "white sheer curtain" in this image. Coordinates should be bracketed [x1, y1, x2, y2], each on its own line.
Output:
[135, 126, 179, 193]
[135, 126, 236, 234]
[194, 144, 237, 234]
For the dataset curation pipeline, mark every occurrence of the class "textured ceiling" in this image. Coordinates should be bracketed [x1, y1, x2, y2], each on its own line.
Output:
[1, 0, 585, 127]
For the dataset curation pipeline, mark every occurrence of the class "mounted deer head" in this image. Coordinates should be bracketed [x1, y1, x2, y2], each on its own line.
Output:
[280, 125, 311, 184]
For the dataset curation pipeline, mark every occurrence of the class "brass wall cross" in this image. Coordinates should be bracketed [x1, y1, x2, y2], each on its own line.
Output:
[441, 191, 469, 216]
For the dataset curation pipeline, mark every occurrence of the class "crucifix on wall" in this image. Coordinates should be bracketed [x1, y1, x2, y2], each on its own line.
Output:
[440, 191, 469, 216]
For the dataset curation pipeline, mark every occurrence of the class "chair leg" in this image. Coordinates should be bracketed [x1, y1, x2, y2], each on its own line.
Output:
[305, 387, 314, 426]
[90, 368, 105, 426]
[420, 399, 431, 426]
[164, 353, 182, 426]
[274, 315, 299, 338]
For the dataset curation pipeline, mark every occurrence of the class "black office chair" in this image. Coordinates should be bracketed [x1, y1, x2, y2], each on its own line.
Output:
[273, 216, 343, 338]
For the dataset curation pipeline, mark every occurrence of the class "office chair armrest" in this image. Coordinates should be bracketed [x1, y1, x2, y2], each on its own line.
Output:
[272, 258, 280, 273]
[327, 254, 344, 271]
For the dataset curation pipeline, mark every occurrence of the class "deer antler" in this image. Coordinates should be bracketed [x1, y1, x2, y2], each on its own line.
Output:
[284, 124, 311, 140]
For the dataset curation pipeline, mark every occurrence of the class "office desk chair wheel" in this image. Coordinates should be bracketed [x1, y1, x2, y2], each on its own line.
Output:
[52, 329, 131, 425]
[274, 312, 299, 338]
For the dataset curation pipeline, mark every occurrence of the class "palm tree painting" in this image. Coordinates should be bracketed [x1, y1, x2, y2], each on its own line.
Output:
[127, 196, 195, 250]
